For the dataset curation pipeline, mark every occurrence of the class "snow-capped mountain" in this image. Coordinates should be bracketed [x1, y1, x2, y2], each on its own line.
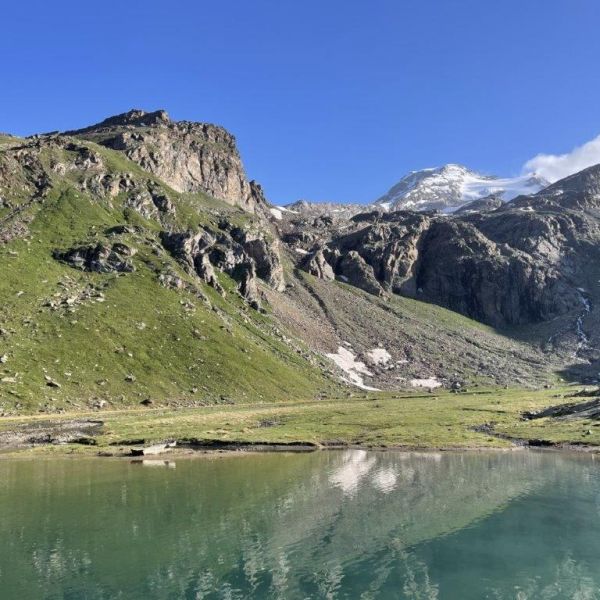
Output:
[375, 164, 549, 212]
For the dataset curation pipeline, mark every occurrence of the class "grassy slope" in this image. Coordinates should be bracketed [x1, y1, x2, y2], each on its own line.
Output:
[0, 144, 339, 413]
[2, 385, 599, 456]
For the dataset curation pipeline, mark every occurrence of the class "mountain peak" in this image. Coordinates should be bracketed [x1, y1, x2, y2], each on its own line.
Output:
[375, 164, 548, 212]
[508, 162, 600, 211]
[68, 109, 171, 135]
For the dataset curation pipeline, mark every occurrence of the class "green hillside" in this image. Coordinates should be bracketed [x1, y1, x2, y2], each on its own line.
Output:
[0, 140, 338, 414]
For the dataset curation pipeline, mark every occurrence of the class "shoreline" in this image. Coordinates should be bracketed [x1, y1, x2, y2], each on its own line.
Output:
[2, 436, 600, 460]
[2, 386, 600, 458]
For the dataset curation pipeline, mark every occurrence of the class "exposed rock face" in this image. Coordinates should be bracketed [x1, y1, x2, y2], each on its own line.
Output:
[413, 218, 577, 327]
[228, 226, 285, 292]
[304, 249, 335, 281]
[160, 224, 284, 309]
[337, 251, 384, 296]
[54, 243, 136, 273]
[455, 195, 503, 214]
[510, 163, 600, 212]
[0, 134, 177, 240]
[195, 253, 224, 294]
[0, 138, 61, 201]
[276, 170, 600, 329]
[69, 109, 264, 212]
[284, 200, 372, 220]
[327, 212, 432, 295]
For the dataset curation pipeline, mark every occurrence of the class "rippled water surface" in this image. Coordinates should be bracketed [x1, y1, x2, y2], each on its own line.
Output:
[1, 450, 600, 599]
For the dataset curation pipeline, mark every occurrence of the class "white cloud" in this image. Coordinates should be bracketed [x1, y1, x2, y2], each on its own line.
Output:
[524, 134, 600, 183]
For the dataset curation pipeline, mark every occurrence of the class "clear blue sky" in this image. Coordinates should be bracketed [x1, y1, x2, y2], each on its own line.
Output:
[2, 0, 600, 203]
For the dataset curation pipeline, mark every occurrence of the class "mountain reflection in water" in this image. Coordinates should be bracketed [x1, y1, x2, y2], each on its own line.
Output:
[1, 450, 599, 599]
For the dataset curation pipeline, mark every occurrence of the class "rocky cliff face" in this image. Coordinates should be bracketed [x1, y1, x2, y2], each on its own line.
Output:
[69, 109, 265, 212]
[275, 168, 600, 363]
[160, 223, 285, 310]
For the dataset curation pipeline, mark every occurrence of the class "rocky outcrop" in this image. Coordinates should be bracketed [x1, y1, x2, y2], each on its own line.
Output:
[0, 140, 56, 202]
[160, 224, 284, 309]
[0, 135, 177, 231]
[54, 242, 136, 273]
[337, 251, 384, 296]
[70, 109, 265, 212]
[195, 253, 224, 294]
[330, 212, 431, 295]
[304, 249, 335, 281]
[228, 226, 285, 291]
[284, 200, 371, 220]
[524, 395, 600, 420]
[413, 219, 578, 327]
[455, 195, 503, 214]
[233, 261, 261, 309]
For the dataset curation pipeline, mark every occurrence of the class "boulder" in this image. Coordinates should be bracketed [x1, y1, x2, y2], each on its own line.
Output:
[304, 249, 335, 281]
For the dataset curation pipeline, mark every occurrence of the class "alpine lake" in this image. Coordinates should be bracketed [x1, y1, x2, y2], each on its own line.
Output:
[1, 449, 600, 599]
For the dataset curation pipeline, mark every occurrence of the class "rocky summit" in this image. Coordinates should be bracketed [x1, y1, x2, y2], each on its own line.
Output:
[1, 110, 599, 414]
[66, 109, 266, 211]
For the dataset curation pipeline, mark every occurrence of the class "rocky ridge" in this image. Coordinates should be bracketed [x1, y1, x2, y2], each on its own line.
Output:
[274, 167, 600, 377]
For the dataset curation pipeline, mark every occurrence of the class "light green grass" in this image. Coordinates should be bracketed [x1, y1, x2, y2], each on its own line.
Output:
[2, 386, 597, 456]
[0, 181, 337, 413]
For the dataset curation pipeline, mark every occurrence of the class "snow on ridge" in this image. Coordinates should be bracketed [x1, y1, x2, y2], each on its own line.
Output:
[375, 164, 548, 212]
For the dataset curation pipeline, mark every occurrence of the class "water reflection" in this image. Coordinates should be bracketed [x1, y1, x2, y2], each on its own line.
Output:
[0, 451, 599, 599]
[329, 449, 377, 494]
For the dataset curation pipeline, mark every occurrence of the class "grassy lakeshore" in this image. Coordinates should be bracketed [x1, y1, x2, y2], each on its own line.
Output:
[1, 385, 600, 456]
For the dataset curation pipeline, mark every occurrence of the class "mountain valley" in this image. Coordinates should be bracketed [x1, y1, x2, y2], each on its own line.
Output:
[1, 109, 599, 417]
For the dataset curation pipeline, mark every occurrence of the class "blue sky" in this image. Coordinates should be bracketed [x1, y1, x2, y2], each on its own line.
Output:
[2, 0, 600, 203]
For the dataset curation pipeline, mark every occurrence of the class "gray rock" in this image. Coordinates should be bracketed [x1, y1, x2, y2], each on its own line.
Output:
[304, 249, 335, 281]
[44, 375, 61, 388]
[69, 109, 265, 212]
[337, 251, 384, 296]
[54, 243, 136, 274]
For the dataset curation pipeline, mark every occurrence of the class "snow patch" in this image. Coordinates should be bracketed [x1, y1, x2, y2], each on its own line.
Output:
[326, 346, 380, 391]
[367, 347, 392, 366]
[294, 248, 309, 255]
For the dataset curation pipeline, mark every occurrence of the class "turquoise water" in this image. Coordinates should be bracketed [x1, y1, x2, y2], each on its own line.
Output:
[1, 450, 600, 599]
